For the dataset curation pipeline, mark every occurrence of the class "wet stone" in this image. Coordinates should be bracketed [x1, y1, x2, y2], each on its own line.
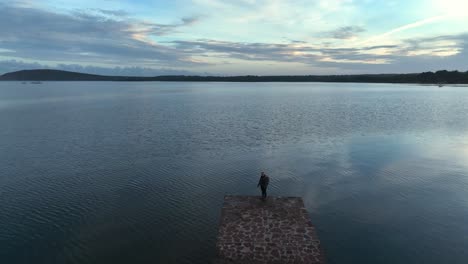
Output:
[215, 195, 325, 264]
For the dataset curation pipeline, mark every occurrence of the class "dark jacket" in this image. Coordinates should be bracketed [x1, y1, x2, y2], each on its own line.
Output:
[257, 175, 270, 188]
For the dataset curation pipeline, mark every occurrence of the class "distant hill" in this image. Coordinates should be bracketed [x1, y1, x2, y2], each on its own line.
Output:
[0, 69, 119, 81]
[1, 69, 468, 83]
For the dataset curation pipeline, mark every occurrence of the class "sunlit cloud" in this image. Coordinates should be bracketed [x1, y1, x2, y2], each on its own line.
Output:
[320, 57, 391, 65]
[360, 15, 448, 46]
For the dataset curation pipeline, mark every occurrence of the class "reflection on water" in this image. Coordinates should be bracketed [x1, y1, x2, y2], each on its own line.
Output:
[0, 82, 468, 264]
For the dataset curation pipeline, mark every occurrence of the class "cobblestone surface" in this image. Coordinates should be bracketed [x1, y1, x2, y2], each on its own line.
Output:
[215, 196, 325, 264]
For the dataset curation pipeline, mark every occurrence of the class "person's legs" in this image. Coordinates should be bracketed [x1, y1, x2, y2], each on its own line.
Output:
[261, 186, 267, 198]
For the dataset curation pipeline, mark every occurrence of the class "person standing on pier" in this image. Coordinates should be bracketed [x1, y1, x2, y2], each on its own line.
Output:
[257, 172, 270, 199]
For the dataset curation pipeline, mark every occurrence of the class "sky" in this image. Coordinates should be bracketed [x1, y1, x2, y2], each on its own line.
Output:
[0, 0, 467, 76]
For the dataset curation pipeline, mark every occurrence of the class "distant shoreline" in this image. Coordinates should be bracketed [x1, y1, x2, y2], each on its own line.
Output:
[1, 69, 468, 84]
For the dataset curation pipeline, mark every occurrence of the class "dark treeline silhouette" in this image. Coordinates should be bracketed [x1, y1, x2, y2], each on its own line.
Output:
[1, 69, 468, 83]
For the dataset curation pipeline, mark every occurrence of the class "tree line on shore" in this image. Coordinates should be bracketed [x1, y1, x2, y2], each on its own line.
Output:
[1, 69, 468, 83]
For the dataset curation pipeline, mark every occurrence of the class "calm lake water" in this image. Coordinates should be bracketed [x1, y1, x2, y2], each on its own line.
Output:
[1, 81, 468, 264]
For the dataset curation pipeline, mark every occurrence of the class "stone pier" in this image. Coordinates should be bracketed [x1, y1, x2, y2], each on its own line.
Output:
[215, 195, 325, 264]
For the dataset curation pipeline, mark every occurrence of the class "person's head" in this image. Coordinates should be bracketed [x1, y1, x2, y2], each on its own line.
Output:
[261, 171, 265, 176]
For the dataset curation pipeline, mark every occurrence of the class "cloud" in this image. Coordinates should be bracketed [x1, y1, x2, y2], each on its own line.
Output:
[0, 1, 467, 75]
[326, 26, 365, 39]
[93, 9, 128, 17]
[321, 34, 468, 72]
[360, 15, 447, 45]
[0, 60, 44, 74]
[170, 33, 468, 72]
[0, 3, 200, 67]
[171, 40, 388, 65]
[2, 32, 467, 75]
